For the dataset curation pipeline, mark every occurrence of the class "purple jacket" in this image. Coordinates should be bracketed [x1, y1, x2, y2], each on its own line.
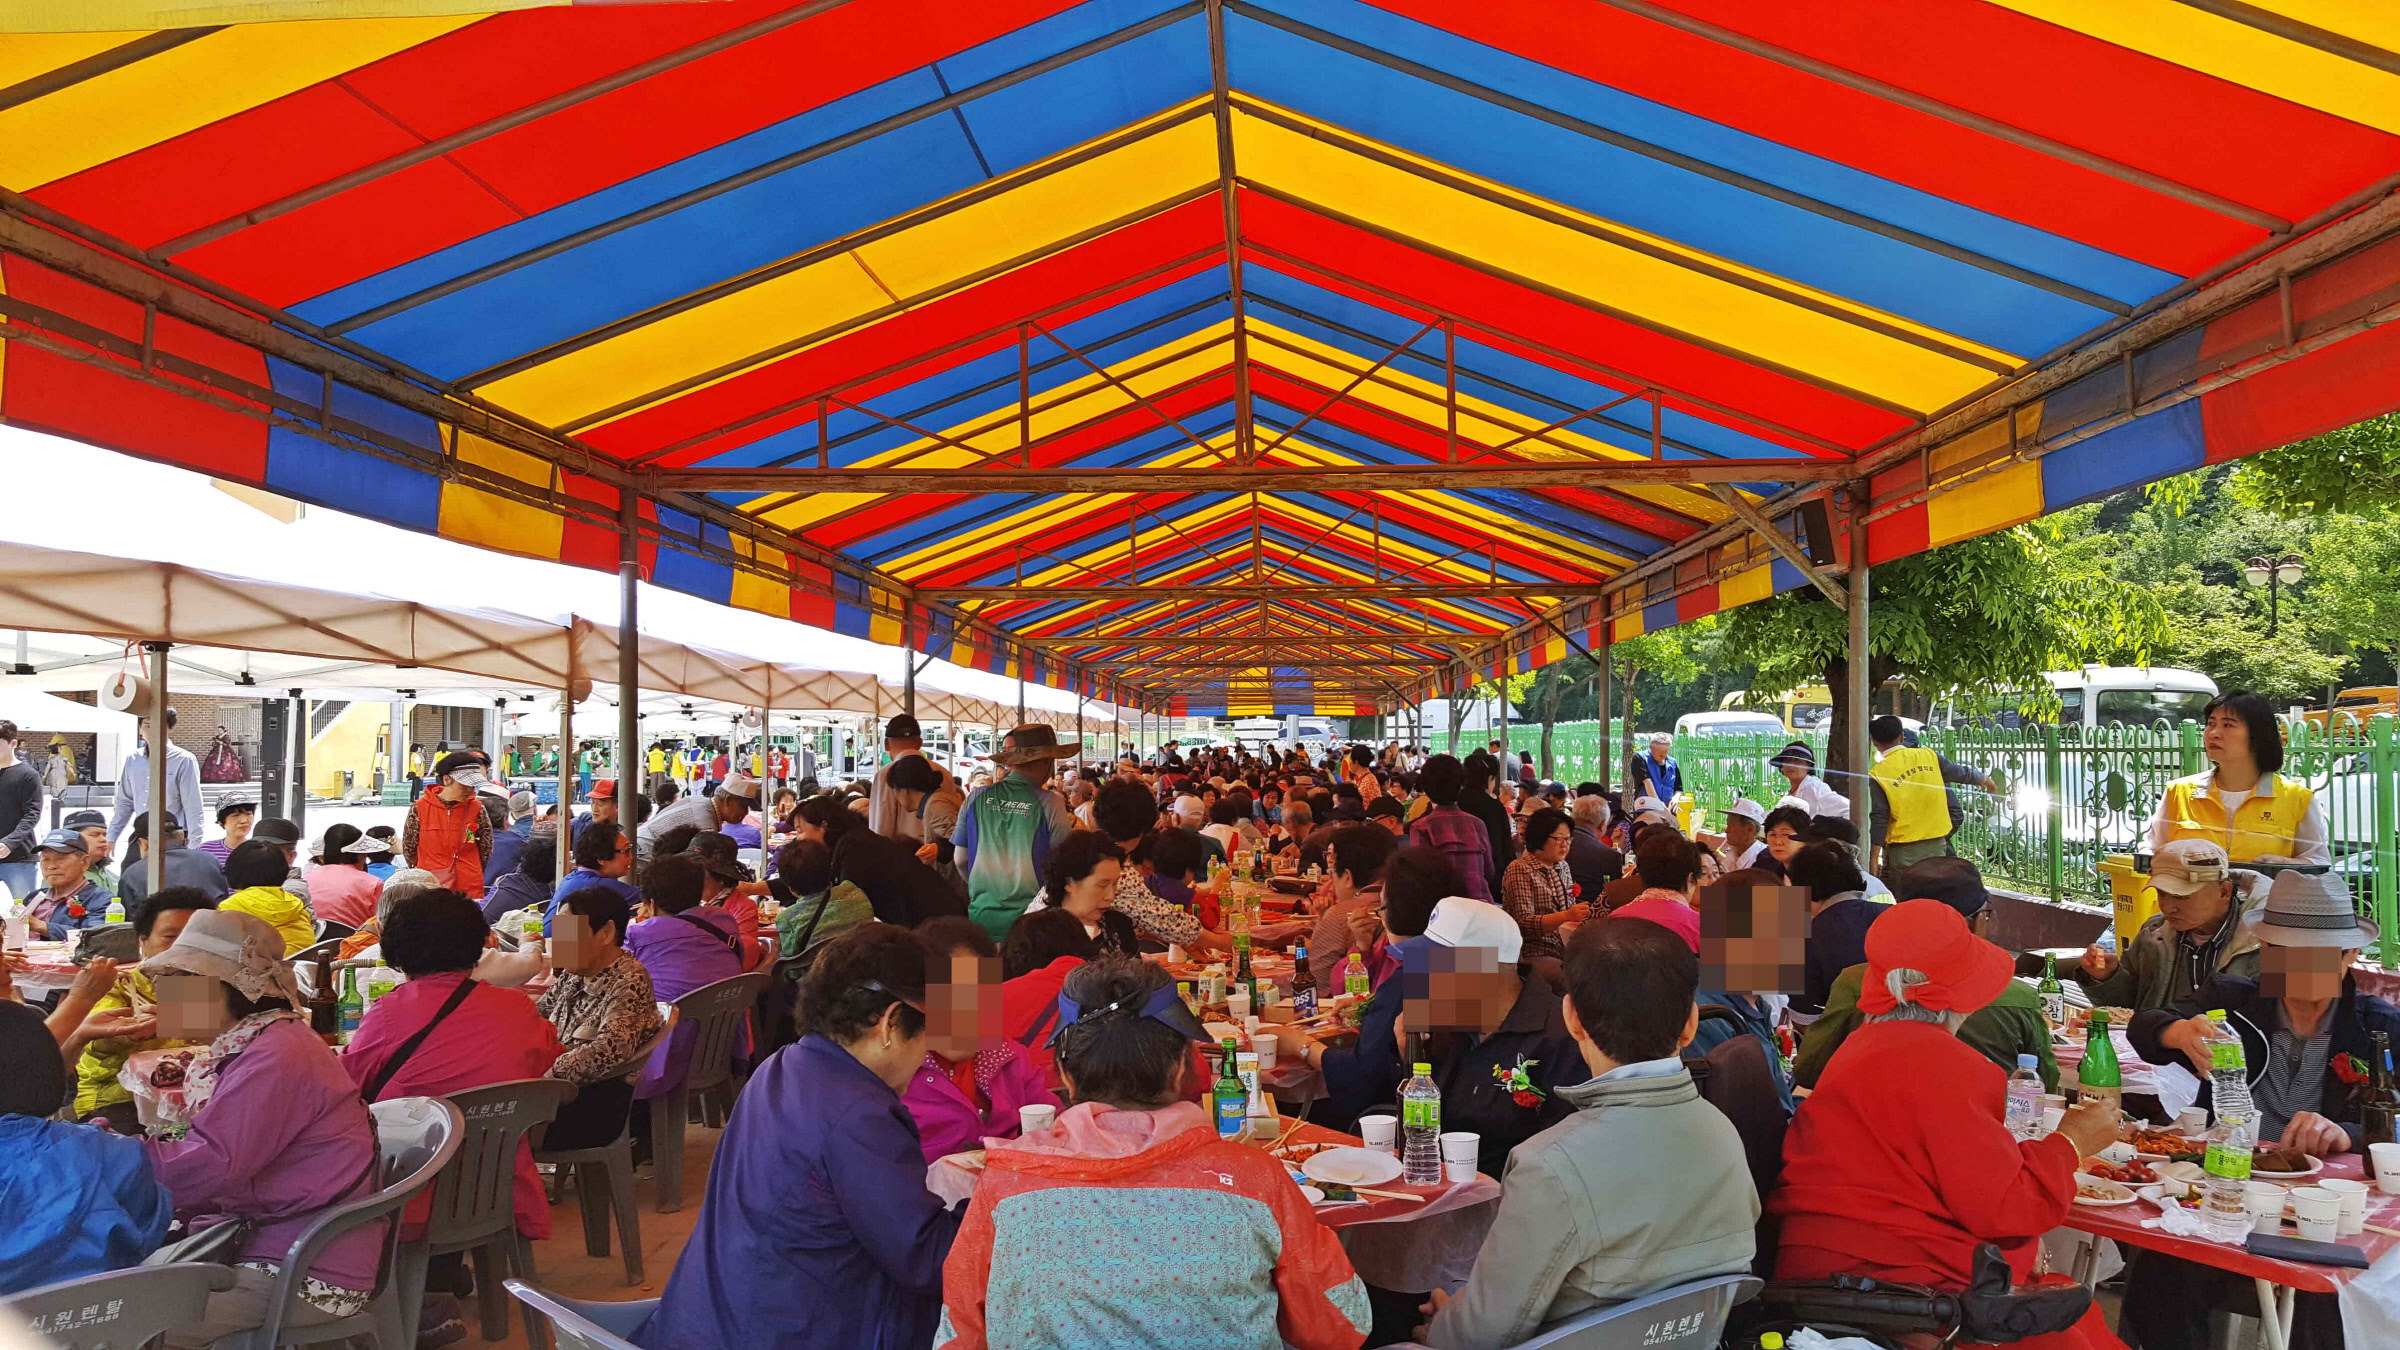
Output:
[148, 1017, 382, 1291]
[1409, 806, 1496, 902]
[637, 1035, 958, 1350]
[626, 909, 745, 1099]
[899, 1046, 1053, 1164]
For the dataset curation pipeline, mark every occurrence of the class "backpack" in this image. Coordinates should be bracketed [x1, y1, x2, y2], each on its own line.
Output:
[1684, 1004, 1790, 1202]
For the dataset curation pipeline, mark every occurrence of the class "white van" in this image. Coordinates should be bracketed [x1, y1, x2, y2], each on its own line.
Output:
[1673, 710, 1789, 738]
[2041, 666, 2218, 729]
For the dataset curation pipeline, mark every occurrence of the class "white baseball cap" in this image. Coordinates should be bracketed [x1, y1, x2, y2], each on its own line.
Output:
[1724, 797, 1767, 825]
[1422, 896, 1523, 966]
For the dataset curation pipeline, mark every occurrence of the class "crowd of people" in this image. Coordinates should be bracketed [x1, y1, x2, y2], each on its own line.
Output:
[2, 688, 2389, 1350]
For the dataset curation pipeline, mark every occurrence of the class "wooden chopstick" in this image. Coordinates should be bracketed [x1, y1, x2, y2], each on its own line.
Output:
[2363, 1222, 2400, 1239]
[1348, 1186, 1430, 1203]
[1270, 1115, 1305, 1150]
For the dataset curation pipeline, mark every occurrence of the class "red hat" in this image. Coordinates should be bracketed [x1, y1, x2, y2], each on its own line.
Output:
[1856, 898, 2013, 1016]
[588, 779, 617, 800]
[1610, 896, 1699, 954]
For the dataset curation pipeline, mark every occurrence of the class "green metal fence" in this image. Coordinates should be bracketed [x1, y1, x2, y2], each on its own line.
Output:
[1500, 715, 2400, 961]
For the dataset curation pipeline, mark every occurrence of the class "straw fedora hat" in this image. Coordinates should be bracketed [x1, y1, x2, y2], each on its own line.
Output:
[992, 724, 1080, 767]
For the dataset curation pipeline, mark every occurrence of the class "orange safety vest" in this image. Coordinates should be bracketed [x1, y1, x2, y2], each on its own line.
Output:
[410, 789, 486, 899]
[2157, 771, 2314, 863]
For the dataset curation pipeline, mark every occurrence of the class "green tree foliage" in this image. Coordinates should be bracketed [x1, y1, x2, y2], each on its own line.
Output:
[1713, 521, 2166, 779]
[2230, 412, 2400, 516]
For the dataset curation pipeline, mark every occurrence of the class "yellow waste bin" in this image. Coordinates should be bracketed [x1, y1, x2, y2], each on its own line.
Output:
[2097, 853, 2157, 951]
[1674, 792, 1695, 837]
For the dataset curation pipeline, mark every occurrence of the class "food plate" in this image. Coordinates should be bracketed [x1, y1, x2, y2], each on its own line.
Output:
[1303, 1146, 1404, 1187]
[2250, 1151, 2323, 1180]
[1298, 1185, 1327, 1206]
[2072, 1174, 2139, 1206]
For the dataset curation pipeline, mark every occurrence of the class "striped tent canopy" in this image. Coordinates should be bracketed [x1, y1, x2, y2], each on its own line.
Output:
[6, 1, 2400, 715]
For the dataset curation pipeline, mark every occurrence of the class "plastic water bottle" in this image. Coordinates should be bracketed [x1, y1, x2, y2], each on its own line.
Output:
[104, 895, 127, 925]
[2005, 1054, 2045, 1140]
[2202, 1010, 2257, 1242]
[1401, 1061, 1443, 1185]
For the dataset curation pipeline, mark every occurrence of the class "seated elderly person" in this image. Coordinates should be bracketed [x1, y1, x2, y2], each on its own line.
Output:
[1419, 916, 1758, 1350]
[2072, 837, 2258, 1011]
[335, 867, 440, 960]
[1789, 840, 1882, 1016]
[938, 954, 1369, 1350]
[1794, 858, 2057, 1095]
[538, 883, 665, 1152]
[343, 889, 562, 1312]
[2119, 871, 2400, 1350]
[140, 910, 384, 1346]
[1771, 900, 2124, 1350]
[0, 999, 171, 1295]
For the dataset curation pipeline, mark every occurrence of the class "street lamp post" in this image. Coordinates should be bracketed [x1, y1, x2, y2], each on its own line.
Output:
[2243, 553, 2305, 637]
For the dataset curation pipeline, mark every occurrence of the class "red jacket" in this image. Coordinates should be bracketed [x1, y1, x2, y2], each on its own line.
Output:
[406, 788, 486, 899]
[1771, 1020, 2078, 1289]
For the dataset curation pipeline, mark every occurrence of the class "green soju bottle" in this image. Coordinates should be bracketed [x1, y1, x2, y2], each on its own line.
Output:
[1214, 1038, 1248, 1139]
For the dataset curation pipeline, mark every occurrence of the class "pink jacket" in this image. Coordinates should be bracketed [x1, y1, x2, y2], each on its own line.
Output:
[901, 1044, 1053, 1163]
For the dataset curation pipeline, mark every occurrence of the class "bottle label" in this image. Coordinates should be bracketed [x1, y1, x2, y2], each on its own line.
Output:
[2205, 1139, 2252, 1182]
[2211, 1041, 2244, 1073]
[1216, 1094, 1247, 1138]
[1403, 1097, 1440, 1130]
[1294, 986, 1317, 1017]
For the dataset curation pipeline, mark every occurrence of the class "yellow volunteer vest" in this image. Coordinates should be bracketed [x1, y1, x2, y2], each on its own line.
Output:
[2159, 772, 2314, 862]
[1870, 745, 1952, 845]
[648, 748, 666, 774]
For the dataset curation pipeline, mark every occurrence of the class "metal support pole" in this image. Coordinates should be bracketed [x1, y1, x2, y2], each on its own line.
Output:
[288, 690, 308, 836]
[1497, 677, 1509, 768]
[1845, 495, 1873, 855]
[903, 607, 917, 718]
[145, 643, 168, 880]
[1596, 626, 1612, 793]
[618, 489, 643, 806]
[388, 700, 407, 800]
[556, 689, 576, 883]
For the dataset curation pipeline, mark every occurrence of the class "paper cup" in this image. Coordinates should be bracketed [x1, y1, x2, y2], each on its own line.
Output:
[1226, 990, 1251, 1020]
[1251, 1033, 1278, 1063]
[1358, 1114, 1397, 1153]
[2372, 1142, 2400, 1195]
[2175, 1107, 2210, 1134]
[2290, 1187, 2342, 1243]
[1439, 1131, 1479, 1183]
[2320, 1177, 2370, 1236]
[2245, 1181, 2285, 1234]
[1018, 1103, 1056, 1135]
[2041, 1107, 2066, 1136]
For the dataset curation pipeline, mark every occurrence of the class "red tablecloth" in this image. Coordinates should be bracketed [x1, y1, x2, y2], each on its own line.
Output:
[2059, 1153, 2400, 1294]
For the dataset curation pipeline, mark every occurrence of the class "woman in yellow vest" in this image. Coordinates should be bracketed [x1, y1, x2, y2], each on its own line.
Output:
[647, 743, 667, 777]
[2149, 692, 2328, 864]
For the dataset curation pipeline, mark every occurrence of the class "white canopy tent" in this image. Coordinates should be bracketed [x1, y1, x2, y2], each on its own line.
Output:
[0, 686, 137, 735]
[0, 429, 1125, 725]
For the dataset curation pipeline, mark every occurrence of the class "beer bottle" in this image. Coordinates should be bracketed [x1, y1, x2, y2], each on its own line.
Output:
[1291, 943, 1317, 1017]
